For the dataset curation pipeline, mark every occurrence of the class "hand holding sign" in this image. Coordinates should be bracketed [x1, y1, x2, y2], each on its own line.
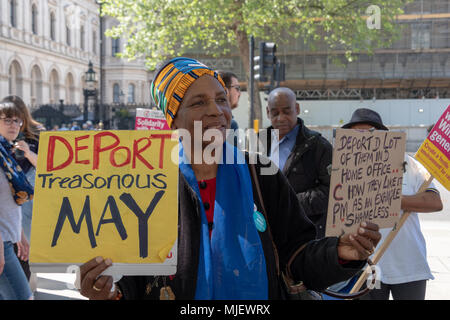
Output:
[79, 256, 117, 300]
[337, 221, 381, 261]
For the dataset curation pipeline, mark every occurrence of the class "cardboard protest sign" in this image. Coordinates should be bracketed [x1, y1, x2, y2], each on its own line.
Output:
[30, 130, 178, 276]
[415, 105, 450, 190]
[135, 108, 170, 130]
[325, 128, 406, 237]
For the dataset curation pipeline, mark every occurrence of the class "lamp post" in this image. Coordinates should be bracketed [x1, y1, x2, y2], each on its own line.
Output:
[83, 61, 97, 123]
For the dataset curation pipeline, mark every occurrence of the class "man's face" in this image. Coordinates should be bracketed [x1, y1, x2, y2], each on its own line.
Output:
[349, 123, 374, 131]
[266, 93, 300, 139]
[227, 77, 241, 110]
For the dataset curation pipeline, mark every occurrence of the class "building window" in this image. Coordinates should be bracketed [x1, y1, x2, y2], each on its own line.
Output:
[411, 23, 431, 50]
[128, 84, 135, 103]
[31, 4, 38, 34]
[66, 25, 71, 46]
[31, 65, 43, 106]
[50, 12, 56, 41]
[49, 70, 59, 103]
[112, 38, 120, 56]
[93, 31, 97, 54]
[80, 25, 85, 50]
[113, 84, 121, 103]
[65, 73, 75, 104]
[8, 61, 22, 96]
[10, 0, 17, 27]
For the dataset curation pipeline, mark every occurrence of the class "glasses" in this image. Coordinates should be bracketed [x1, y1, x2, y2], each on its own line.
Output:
[0, 117, 23, 127]
[230, 85, 241, 92]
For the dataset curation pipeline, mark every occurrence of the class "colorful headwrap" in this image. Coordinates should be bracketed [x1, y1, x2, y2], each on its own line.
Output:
[150, 57, 226, 128]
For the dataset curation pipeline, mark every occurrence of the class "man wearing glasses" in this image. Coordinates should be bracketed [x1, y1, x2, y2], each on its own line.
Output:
[217, 71, 241, 131]
[217, 71, 242, 148]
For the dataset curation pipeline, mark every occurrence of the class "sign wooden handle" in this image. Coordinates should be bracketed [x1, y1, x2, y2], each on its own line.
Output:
[349, 174, 434, 294]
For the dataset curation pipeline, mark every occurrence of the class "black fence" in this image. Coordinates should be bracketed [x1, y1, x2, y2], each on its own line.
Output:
[31, 103, 154, 130]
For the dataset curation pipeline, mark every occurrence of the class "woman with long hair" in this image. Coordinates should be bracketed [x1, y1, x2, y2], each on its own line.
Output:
[1, 96, 43, 294]
[0, 100, 34, 299]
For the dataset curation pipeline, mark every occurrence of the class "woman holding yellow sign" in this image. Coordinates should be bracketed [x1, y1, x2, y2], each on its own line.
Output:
[79, 57, 382, 300]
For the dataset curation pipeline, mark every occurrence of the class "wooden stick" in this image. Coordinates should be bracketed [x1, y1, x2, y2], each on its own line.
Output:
[349, 174, 434, 294]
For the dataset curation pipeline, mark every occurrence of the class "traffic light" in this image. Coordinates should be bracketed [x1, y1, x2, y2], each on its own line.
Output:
[254, 42, 277, 82]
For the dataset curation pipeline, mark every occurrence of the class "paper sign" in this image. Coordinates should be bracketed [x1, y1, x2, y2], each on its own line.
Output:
[325, 129, 406, 237]
[135, 108, 170, 130]
[30, 130, 179, 276]
[415, 105, 450, 190]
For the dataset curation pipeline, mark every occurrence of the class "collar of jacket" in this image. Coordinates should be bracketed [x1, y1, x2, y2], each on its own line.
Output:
[264, 118, 315, 156]
[269, 118, 320, 176]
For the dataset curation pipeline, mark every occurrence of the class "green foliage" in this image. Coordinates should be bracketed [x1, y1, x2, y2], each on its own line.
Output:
[102, 0, 411, 70]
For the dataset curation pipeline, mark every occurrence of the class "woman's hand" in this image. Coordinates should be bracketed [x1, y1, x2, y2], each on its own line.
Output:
[0, 241, 4, 276]
[79, 256, 117, 300]
[16, 230, 30, 261]
[14, 140, 38, 167]
[337, 222, 381, 261]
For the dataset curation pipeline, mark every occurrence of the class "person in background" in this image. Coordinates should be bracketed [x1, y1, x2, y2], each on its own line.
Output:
[342, 108, 443, 300]
[78, 57, 381, 300]
[216, 70, 241, 131]
[0, 100, 34, 300]
[217, 70, 242, 148]
[1, 96, 43, 292]
[58, 124, 69, 131]
[263, 87, 332, 238]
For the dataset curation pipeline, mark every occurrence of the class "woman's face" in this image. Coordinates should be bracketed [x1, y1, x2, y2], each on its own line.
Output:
[0, 112, 22, 142]
[172, 75, 232, 150]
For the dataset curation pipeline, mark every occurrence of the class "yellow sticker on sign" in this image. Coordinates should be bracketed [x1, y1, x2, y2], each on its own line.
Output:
[30, 130, 178, 270]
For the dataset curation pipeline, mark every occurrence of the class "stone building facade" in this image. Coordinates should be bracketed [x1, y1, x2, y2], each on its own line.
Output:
[0, 0, 152, 125]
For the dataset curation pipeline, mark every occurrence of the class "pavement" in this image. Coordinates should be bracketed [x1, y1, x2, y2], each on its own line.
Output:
[418, 179, 450, 300]
[32, 182, 450, 301]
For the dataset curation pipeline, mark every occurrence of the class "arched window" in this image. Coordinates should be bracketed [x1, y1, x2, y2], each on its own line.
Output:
[31, 65, 43, 106]
[128, 84, 135, 103]
[65, 73, 75, 104]
[80, 25, 85, 50]
[112, 38, 120, 56]
[50, 12, 56, 41]
[10, 0, 17, 27]
[93, 31, 97, 54]
[31, 4, 38, 34]
[8, 60, 23, 96]
[49, 70, 60, 104]
[66, 25, 71, 46]
[113, 84, 121, 103]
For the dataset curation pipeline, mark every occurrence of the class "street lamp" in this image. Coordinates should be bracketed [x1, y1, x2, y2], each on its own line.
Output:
[83, 61, 98, 122]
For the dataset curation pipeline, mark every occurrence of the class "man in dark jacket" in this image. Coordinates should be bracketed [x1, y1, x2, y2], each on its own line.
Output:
[265, 87, 332, 238]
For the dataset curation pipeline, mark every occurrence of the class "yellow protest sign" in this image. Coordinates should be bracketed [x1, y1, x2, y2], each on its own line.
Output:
[30, 130, 178, 275]
[415, 105, 450, 190]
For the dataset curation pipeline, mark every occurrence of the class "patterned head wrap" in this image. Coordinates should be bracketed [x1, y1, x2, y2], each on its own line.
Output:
[150, 57, 226, 128]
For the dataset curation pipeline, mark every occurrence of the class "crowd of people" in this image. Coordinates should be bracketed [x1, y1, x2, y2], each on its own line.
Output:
[51, 120, 104, 131]
[0, 57, 444, 301]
